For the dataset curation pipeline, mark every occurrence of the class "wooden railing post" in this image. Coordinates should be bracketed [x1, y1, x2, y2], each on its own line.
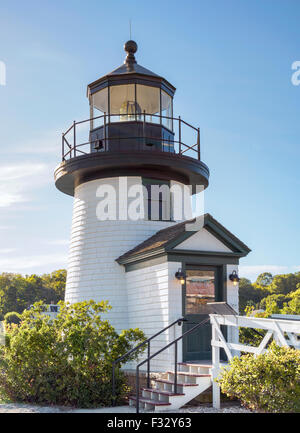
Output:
[211, 316, 221, 409]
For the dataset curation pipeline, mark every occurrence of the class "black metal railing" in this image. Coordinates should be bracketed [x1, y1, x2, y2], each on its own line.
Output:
[111, 317, 187, 406]
[61, 112, 201, 162]
[135, 317, 210, 413]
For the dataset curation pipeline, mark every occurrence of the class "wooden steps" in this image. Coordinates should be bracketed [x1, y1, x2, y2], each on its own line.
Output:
[129, 362, 212, 412]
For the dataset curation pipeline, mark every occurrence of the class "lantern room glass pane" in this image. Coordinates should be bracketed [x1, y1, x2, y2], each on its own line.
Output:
[110, 84, 139, 122]
[161, 90, 173, 131]
[91, 88, 108, 129]
[136, 85, 160, 124]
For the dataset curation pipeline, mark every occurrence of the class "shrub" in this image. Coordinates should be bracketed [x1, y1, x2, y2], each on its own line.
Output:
[0, 300, 146, 407]
[4, 312, 21, 325]
[217, 342, 300, 413]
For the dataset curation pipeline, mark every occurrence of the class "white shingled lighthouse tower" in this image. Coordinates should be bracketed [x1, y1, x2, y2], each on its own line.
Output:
[55, 41, 250, 365]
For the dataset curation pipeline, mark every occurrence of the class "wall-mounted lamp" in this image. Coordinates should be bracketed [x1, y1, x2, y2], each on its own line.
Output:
[229, 270, 240, 286]
[175, 268, 186, 285]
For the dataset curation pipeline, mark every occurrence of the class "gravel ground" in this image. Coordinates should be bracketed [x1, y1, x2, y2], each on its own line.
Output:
[0, 402, 253, 413]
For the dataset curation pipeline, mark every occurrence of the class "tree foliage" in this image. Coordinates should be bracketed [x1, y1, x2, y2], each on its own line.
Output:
[0, 270, 66, 320]
[0, 300, 146, 407]
[239, 271, 300, 315]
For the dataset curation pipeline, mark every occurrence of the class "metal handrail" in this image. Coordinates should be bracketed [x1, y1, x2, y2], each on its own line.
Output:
[135, 317, 210, 413]
[111, 317, 186, 406]
[61, 112, 201, 162]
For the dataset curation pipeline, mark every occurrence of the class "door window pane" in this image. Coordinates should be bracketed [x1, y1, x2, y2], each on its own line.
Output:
[185, 270, 215, 314]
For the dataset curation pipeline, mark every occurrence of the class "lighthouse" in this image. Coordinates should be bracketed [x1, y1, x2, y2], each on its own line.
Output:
[55, 41, 250, 367]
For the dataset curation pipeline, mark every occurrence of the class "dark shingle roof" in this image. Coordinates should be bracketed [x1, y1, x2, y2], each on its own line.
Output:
[116, 214, 251, 264]
[117, 218, 195, 262]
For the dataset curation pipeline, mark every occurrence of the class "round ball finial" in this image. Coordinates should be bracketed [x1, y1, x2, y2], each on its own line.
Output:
[124, 40, 137, 64]
[124, 40, 137, 54]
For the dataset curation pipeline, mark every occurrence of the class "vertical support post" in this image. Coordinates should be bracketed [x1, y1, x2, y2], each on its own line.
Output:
[197, 128, 200, 160]
[147, 341, 150, 389]
[178, 116, 181, 154]
[174, 341, 178, 394]
[62, 133, 65, 161]
[104, 112, 107, 151]
[143, 110, 146, 148]
[112, 363, 116, 406]
[136, 366, 140, 414]
[211, 317, 221, 409]
[73, 120, 76, 158]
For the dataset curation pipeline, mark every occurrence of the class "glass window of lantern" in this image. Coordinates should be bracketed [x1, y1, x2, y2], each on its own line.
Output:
[90, 88, 108, 129]
[136, 85, 160, 124]
[161, 90, 173, 131]
[110, 84, 139, 122]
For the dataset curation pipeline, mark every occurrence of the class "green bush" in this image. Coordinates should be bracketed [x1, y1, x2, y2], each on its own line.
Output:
[0, 300, 146, 407]
[4, 312, 21, 325]
[217, 342, 300, 412]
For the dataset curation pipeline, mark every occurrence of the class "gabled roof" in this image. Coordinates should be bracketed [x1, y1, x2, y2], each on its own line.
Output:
[116, 213, 251, 265]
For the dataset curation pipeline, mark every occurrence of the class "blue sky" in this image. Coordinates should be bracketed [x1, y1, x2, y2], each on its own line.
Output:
[0, 0, 299, 281]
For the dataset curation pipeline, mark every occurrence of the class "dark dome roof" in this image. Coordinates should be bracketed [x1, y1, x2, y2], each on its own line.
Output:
[87, 40, 176, 96]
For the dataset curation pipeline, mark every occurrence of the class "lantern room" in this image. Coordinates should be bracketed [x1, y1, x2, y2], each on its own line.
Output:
[87, 40, 175, 152]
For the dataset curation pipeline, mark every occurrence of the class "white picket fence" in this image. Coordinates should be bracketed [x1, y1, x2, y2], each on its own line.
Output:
[210, 314, 300, 409]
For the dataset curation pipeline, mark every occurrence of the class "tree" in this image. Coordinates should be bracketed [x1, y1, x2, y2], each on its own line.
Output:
[255, 272, 273, 287]
[0, 270, 66, 320]
[268, 272, 300, 295]
[239, 278, 267, 313]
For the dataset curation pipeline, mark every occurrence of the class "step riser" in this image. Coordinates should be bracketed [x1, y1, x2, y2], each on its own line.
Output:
[178, 365, 211, 375]
[167, 373, 197, 384]
[156, 382, 185, 394]
[142, 390, 170, 403]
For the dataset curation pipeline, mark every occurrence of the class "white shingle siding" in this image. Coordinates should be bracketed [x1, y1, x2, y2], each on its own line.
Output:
[65, 176, 178, 332]
[126, 261, 183, 371]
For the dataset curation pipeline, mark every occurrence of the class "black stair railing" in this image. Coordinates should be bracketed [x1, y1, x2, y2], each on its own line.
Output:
[112, 317, 187, 406]
[135, 317, 210, 413]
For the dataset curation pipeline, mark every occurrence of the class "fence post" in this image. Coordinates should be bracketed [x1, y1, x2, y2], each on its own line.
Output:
[211, 316, 221, 409]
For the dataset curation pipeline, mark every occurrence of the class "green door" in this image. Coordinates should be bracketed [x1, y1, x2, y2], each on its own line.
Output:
[182, 266, 224, 361]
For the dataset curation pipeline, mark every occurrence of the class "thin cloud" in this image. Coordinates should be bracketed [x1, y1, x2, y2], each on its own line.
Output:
[0, 248, 16, 254]
[45, 239, 70, 246]
[0, 162, 51, 208]
[0, 253, 68, 273]
[239, 265, 300, 282]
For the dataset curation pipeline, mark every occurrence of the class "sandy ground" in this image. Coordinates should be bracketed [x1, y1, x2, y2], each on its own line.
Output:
[0, 402, 252, 413]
